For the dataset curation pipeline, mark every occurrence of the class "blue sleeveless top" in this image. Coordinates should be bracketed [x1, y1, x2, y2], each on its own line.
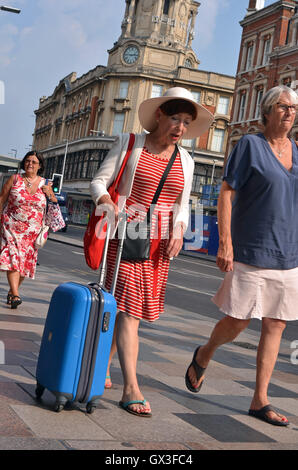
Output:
[224, 133, 298, 269]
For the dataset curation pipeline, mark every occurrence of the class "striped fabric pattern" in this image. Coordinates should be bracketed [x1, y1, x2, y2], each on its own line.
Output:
[105, 147, 184, 322]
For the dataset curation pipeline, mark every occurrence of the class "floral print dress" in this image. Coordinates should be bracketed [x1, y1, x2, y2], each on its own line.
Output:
[0, 174, 46, 279]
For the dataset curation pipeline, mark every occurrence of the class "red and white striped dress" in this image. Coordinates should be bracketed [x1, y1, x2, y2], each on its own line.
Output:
[105, 147, 184, 322]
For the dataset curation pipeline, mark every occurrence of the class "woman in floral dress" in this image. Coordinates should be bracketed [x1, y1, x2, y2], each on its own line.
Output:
[0, 151, 57, 309]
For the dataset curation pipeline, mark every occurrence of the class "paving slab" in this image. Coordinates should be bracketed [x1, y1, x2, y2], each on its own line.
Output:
[0, 437, 67, 450]
[65, 440, 138, 450]
[11, 404, 114, 441]
[0, 237, 297, 452]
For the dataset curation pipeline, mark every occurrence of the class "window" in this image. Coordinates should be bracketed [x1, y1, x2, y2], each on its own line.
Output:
[238, 93, 247, 121]
[97, 110, 102, 131]
[254, 88, 264, 119]
[191, 91, 201, 103]
[112, 112, 125, 135]
[191, 163, 222, 195]
[217, 96, 230, 115]
[119, 81, 129, 99]
[246, 44, 254, 70]
[282, 77, 292, 87]
[211, 129, 225, 153]
[151, 84, 163, 98]
[163, 0, 170, 15]
[262, 38, 271, 65]
[182, 139, 194, 148]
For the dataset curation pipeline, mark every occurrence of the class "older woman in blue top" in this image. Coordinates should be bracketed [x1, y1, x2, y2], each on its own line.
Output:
[185, 85, 297, 427]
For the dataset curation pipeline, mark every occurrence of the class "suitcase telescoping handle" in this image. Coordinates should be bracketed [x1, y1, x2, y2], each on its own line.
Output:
[98, 212, 127, 296]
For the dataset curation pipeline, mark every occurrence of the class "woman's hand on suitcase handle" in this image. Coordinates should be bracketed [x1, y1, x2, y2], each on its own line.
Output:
[97, 195, 119, 226]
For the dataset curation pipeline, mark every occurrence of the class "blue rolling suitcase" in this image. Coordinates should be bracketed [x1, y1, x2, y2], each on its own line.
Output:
[35, 218, 125, 413]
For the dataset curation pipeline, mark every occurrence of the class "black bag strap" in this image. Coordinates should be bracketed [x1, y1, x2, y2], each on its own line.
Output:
[151, 145, 178, 205]
[146, 145, 178, 222]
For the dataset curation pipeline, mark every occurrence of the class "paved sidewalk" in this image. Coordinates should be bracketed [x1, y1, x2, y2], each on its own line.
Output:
[0, 231, 297, 452]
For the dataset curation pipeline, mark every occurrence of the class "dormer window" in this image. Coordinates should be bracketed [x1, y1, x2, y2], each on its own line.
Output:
[185, 58, 192, 68]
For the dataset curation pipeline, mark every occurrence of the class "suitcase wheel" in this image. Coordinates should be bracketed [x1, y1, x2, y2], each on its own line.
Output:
[54, 403, 64, 413]
[54, 397, 68, 412]
[86, 402, 96, 414]
[35, 383, 45, 399]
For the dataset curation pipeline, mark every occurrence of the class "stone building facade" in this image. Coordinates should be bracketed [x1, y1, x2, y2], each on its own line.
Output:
[228, 0, 298, 154]
[33, 0, 235, 224]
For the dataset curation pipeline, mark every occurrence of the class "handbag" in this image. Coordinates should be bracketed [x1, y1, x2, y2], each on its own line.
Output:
[45, 202, 65, 232]
[41, 178, 65, 232]
[121, 145, 178, 261]
[84, 133, 136, 270]
[35, 216, 49, 250]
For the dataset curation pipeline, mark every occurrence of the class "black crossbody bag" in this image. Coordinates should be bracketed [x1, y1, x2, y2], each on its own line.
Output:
[121, 145, 178, 261]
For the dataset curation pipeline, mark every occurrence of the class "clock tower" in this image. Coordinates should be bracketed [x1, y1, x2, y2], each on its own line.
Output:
[33, 0, 235, 216]
[107, 0, 201, 72]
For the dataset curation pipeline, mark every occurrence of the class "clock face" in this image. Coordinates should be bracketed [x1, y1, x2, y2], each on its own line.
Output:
[123, 46, 139, 64]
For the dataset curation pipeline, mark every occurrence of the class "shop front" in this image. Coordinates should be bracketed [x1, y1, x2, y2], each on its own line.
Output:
[64, 192, 95, 225]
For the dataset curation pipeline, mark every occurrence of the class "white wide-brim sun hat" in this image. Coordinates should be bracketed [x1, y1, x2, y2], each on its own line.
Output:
[138, 87, 214, 139]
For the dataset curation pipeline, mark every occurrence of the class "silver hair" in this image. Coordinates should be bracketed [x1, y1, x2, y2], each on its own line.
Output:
[260, 85, 297, 125]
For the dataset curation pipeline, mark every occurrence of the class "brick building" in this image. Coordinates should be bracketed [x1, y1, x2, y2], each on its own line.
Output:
[228, 0, 298, 153]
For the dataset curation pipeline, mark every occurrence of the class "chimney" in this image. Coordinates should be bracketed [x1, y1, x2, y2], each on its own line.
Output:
[247, 0, 265, 14]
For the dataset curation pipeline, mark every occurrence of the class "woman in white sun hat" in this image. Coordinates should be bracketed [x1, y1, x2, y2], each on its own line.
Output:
[90, 87, 214, 418]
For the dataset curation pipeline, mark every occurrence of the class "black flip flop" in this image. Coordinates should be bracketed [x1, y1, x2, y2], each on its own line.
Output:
[185, 346, 206, 393]
[248, 404, 289, 427]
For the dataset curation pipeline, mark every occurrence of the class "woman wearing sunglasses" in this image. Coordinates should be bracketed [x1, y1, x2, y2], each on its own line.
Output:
[0, 151, 57, 308]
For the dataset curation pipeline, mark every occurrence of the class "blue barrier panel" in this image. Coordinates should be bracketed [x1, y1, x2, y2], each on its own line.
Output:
[183, 214, 219, 256]
[208, 216, 219, 256]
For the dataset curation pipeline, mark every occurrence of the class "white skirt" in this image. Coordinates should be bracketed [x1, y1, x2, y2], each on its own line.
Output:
[212, 262, 298, 321]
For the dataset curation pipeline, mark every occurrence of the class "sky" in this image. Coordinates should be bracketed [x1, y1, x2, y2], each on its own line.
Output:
[0, 0, 272, 158]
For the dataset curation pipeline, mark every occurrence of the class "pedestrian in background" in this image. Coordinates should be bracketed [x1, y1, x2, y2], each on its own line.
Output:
[185, 85, 298, 427]
[90, 87, 214, 417]
[0, 151, 57, 309]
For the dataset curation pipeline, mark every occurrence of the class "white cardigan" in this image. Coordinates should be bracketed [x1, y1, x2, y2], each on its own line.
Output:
[90, 133, 194, 231]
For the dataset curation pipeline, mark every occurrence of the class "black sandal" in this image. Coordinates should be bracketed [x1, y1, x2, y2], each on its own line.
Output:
[185, 346, 206, 393]
[10, 296, 22, 309]
[249, 405, 289, 427]
[7, 292, 13, 305]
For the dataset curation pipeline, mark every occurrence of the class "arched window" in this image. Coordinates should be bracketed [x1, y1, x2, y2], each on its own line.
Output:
[163, 0, 170, 15]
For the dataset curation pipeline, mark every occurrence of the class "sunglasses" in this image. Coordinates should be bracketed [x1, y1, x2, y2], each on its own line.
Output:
[24, 160, 40, 165]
